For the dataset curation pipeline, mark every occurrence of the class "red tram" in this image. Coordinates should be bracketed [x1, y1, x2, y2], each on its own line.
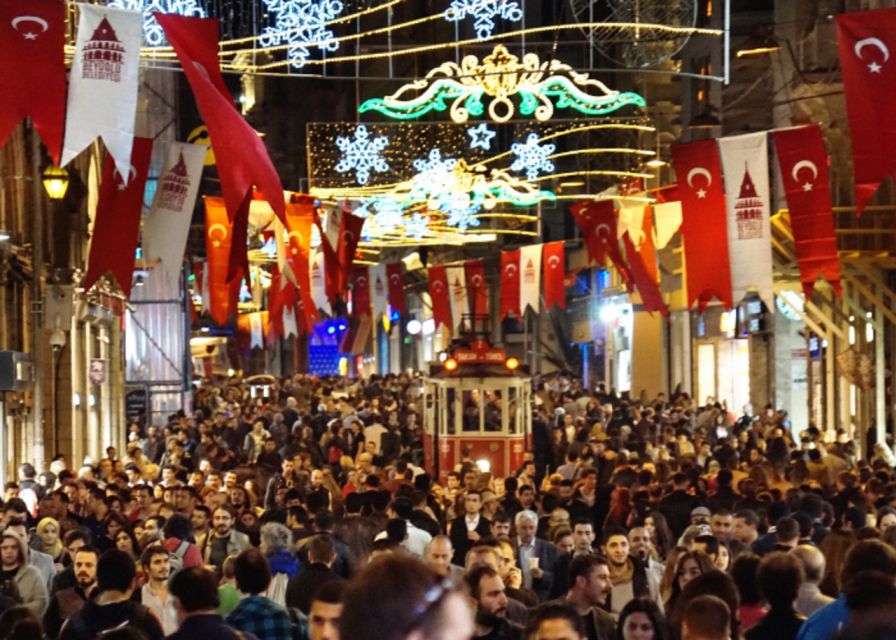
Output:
[423, 316, 532, 482]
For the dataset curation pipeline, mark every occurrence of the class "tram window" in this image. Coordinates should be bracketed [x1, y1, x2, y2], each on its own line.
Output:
[484, 390, 502, 432]
[462, 389, 482, 432]
[446, 388, 456, 434]
[506, 387, 518, 434]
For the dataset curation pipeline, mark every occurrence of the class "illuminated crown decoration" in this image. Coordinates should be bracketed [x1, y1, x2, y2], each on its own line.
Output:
[359, 44, 646, 123]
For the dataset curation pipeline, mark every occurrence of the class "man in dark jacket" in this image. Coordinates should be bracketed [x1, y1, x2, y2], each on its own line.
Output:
[44, 546, 98, 639]
[449, 490, 492, 566]
[465, 564, 524, 640]
[658, 473, 701, 538]
[59, 550, 163, 640]
[287, 535, 343, 614]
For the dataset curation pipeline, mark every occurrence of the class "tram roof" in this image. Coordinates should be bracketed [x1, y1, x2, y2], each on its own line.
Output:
[426, 363, 532, 380]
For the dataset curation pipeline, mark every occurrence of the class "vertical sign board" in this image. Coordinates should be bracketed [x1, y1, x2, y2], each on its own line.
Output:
[125, 386, 148, 427]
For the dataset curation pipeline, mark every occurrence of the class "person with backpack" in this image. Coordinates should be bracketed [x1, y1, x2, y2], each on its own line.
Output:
[168, 567, 255, 640]
[161, 514, 203, 571]
[58, 549, 164, 640]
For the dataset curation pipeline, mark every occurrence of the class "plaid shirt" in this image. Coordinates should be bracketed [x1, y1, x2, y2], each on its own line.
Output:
[226, 594, 292, 640]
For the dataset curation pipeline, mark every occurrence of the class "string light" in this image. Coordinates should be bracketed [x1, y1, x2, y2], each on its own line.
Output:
[257, 0, 344, 69]
[359, 44, 645, 123]
[444, 0, 522, 41]
[106, 0, 205, 47]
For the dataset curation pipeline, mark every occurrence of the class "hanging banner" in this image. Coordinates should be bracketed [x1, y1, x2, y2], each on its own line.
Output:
[350, 266, 371, 317]
[82, 137, 153, 297]
[617, 203, 645, 244]
[309, 249, 330, 315]
[205, 197, 236, 326]
[542, 241, 566, 310]
[267, 272, 287, 343]
[836, 9, 896, 216]
[624, 232, 669, 318]
[569, 199, 633, 291]
[282, 306, 298, 339]
[63, 5, 142, 181]
[653, 200, 683, 250]
[338, 209, 366, 291]
[312, 208, 341, 304]
[670, 140, 733, 311]
[142, 143, 206, 284]
[519, 244, 542, 314]
[428, 265, 452, 330]
[638, 206, 659, 283]
[226, 200, 250, 284]
[500, 249, 521, 319]
[156, 14, 285, 226]
[772, 125, 842, 298]
[465, 260, 489, 318]
[446, 266, 469, 330]
[0, 0, 67, 164]
[370, 264, 389, 319]
[719, 132, 774, 311]
[283, 196, 314, 294]
[386, 263, 406, 316]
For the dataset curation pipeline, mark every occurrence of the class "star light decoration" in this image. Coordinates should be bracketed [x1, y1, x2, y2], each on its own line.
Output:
[444, 0, 523, 41]
[359, 44, 646, 123]
[106, 0, 206, 46]
[510, 133, 555, 181]
[258, 0, 344, 70]
[335, 125, 390, 185]
[467, 123, 497, 150]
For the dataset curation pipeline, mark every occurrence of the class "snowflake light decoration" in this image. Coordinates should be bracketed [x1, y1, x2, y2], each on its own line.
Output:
[440, 192, 481, 230]
[510, 133, 556, 182]
[107, 0, 206, 47]
[335, 125, 390, 185]
[372, 199, 405, 230]
[445, 0, 523, 41]
[404, 213, 431, 240]
[258, 0, 344, 70]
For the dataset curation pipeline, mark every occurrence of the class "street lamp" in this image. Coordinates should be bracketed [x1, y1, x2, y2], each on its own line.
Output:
[41, 166, 69, 201]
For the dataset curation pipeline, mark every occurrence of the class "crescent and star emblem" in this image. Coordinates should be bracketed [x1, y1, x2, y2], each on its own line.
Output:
[686, 167, 712, 199]
[855, 37, 890, 73]
[472, 274, 483, 287]
[595, 223, 613, 240]
[433, 281, 444, 292]
[548, 255, 561, 269]
[389, 273, 400, 285]
[505, 263, 518, 277]
[344, 231, 355, 243]
[113, 164, 138, 190]
[356, 276, 367, 286]
[208, 223, 228, 248]
[11, 16, 49, 40]
[791, 159, 818, 192]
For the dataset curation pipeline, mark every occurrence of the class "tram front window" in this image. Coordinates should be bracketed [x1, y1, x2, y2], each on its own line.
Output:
[462, 389, 481, 431]
[484, 390, 502, 431]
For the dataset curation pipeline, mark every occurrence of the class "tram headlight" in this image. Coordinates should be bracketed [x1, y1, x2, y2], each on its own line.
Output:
[476, 458, 491, 473]
[505, 356, 520, 371]
[443, 357, 458, 372]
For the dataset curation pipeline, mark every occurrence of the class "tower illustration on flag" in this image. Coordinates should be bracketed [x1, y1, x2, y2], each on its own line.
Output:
[157, 152, 190, 211]
[82, 17, 126, 82]
[733, 164, 763, 240]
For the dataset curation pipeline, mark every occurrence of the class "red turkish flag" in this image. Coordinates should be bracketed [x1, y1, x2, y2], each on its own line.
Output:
[339, 210, 366, 290]
[226, 202, 249, 285]
[671, 140, 734, 311]
[465, 260, 489, 317]
[386, 263, 406, 316]
[570, 199, 633, 291]
[837, 9, 896, 216]
[205, 197, 237, 326]
[428, 265, 452, 329]
[0, 0, 66, 164]
[500, 250, 521, 319]
[155, 14, 285, 226]
[772, 125, 842, 298]
[624, 232, 669, 317]
[283, 196, 319, 322]
[82, 138, 153, 297]
[542, 241, 566, 310]
[350, 266, 371, 318]
[312, 209, 341, 304]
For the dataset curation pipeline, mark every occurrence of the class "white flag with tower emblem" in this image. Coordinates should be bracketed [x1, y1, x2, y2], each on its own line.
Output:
[519, 244, 542, 314]
[62, 4, 143, 182]
[309, 249, 330, 315]
[369, 264, 388, 320]
[143, 143, 206, 286]
[719, 132, 774, 311]
[446, 266, 468, 331]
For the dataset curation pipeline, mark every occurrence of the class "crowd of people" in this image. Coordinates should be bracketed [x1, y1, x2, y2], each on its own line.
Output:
[0, 371, 894, 640]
